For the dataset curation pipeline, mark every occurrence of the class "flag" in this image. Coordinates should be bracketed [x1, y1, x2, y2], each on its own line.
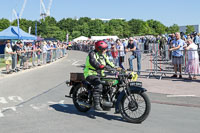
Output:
[17, 13, 21, 40]
[35, 21, 37, 37]
[66, 34, 69, 43]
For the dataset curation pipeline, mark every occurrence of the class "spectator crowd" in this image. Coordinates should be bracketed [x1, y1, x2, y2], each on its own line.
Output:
[3, 40, 67, 74]
[70, 32, 200, 79]
[3, 32, 200, 79]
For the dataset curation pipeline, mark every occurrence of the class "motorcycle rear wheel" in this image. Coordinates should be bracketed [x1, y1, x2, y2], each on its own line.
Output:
[119, 92, 151, 123]
[72, 84, 91, 112]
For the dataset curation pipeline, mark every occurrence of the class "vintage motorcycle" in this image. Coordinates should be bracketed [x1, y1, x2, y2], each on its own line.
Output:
[66, 69, 151, 123]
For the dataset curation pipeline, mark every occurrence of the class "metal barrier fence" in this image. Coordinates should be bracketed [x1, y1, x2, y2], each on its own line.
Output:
[0, 47, 67, 75]
[72, 43, 200, 79]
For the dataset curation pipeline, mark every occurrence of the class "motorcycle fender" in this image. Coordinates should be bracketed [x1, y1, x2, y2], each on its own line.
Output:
[69, 81, 91, 97]
[69, 86, 75, 97]
[115, 86, 147, 113]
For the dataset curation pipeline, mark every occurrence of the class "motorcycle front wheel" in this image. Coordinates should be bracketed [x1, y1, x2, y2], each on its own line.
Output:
[119, 92, 151, 123]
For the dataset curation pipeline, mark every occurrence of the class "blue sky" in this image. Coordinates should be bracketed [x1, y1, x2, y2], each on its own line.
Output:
[0, 0, 199, 26]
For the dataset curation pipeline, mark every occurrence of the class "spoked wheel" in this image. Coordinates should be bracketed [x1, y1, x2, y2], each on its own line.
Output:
[119, 92, 151, 123]
[72, 84, 92, 112]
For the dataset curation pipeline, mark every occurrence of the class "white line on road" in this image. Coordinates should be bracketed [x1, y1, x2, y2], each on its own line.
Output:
[0, 110, 4, 117]
[167, 95, 196, 98]
[2, 107, 17, 111]
[48, 100, 68, 108]
[30, 104, 47, 110]
[8, 96, 23, 102]
[0, 97, 8, 104]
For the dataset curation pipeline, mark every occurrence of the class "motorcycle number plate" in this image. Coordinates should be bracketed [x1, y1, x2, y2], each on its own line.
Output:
[129, 82, 142, 87]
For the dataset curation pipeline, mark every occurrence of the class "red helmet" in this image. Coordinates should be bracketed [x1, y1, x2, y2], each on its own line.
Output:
[95, 41, 108, 52]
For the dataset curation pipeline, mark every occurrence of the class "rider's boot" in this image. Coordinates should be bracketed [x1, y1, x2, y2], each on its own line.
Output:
[94, 102, 103, 111]
[93, 93, 103, 111]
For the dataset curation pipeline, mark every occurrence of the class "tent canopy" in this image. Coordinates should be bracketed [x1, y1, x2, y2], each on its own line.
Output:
[91, 36, 119, 41]
[73, 36, 89, 42]
[0, 26, 36, 40]
[37, 36, 44, 41]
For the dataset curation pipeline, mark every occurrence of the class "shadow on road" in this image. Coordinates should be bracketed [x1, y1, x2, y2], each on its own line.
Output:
[50, 104, 125, 123]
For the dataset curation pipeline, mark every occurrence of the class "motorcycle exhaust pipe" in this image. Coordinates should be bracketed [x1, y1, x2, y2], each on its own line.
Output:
[102, 101, 113, 108]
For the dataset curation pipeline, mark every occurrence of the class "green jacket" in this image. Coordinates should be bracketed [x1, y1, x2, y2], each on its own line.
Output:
[84, 50, 115, 78]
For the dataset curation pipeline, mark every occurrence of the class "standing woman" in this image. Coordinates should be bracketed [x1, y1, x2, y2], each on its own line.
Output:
[111, 43, 118, 66]
[116, 39, 125, 69]
[185, 39, 200, 79]
[4, 40, 14, 74]
[42, 41, 48, 64]
[35, 41, 42, 66]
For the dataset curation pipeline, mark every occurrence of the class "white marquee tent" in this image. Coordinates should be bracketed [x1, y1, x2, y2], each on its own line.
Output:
[91, 36, 119, 41]
[73, 36, 89, 42]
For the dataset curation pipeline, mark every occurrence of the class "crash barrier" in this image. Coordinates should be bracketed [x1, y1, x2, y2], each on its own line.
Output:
[72, 43, 200, 80]
[152, 49, 200, 79]
[0, 48, 67, 75]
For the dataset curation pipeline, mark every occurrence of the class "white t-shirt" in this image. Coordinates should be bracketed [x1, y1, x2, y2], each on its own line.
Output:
[187, 43, 199, 60]
[4, 46, 13, 60]
[42, 45, 48, 53]
[118, 44, 125, 56]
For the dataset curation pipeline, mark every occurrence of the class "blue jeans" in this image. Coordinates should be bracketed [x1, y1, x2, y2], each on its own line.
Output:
[113, 57, 119, 66]
[118, 56, 125, 70]
[128, 54, 141, 74]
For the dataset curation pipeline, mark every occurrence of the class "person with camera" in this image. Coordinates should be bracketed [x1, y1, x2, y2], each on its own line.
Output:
[169, 32, 185, 78]
[126, 37, 141, 75]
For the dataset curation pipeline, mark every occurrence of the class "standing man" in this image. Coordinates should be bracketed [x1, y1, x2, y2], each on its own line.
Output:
[169, 32, 185, 78]
[11, 41, 19, 72]
[126, 37, 141, 75]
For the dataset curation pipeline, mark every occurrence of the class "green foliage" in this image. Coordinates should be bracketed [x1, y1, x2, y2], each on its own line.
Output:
[167, 24, 179, 34]
[186, 25, 195, 34]
[0, 16, 182, 41]
[0, 18, 10, 31]
[129, 19, 152, 36]
[146, 19, 166, 35]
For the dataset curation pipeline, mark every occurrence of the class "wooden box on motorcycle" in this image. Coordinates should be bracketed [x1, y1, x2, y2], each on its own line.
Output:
[70, 73, 84, 82]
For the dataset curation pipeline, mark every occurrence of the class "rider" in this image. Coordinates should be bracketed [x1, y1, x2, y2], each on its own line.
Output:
[84, 40, 115, 111]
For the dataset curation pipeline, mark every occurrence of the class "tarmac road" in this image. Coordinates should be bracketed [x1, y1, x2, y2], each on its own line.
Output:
[0, 50, 200, 133]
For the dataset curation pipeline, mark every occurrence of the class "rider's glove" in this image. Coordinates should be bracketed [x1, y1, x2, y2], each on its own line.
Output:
[99, 65, 105, 69]
[116, 67, 122, 71]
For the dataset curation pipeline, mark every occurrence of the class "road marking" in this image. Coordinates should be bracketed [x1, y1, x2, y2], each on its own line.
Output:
[48, 100, 68, 108]
[8, 96, 23, 102]
[72, 60, 81, 66]
[0, 97, 8, 104]
[0, 110, 4, 117]
[167, 95, 196, 98]
[2, 107, 17, 111]
[30, 104, 47, 111]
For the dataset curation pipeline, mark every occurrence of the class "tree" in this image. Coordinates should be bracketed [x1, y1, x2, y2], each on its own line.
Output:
[71, 31, 81, 39]
[77, 17, 91, 25]
[186, 25, 195, 34]
[88, 19, 104, 36]
[0, 18, 10, 31]
[0, 16, 179, 41]
[128, 19, 151, 36]
[57, 18, 78, 39]
[107, 19, 129, 37]
[167, 24, 179, 34]
[44, 16, 57, 26]
[147, 19, 166, 35]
